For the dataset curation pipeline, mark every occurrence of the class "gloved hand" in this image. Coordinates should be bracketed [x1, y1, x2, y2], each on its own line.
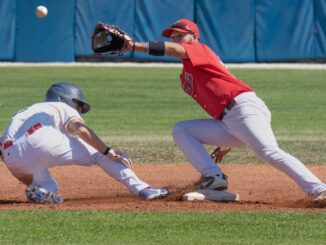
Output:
[211, 147, 231, 164]
[91, 22, 132, 55]
[107, 148, 133, 166]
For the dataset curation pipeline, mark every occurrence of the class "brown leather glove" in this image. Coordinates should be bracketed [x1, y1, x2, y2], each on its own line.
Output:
[92, 22, 132, 55]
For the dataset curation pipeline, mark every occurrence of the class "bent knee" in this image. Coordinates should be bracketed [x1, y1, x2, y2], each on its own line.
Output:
[9, 167, 33, 186]
[172, 121, 188, 140]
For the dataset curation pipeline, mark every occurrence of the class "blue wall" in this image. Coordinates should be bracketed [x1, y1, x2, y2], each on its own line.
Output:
[15, 0, 75, 62]
[0, 0, 325, 62]
[0, 0, 15, 61]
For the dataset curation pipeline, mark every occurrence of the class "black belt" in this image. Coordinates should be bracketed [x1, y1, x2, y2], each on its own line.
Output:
[220, 99, 236, 119]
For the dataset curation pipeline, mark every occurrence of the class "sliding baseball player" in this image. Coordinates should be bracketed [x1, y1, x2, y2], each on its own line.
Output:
[0, 82, 168, 204]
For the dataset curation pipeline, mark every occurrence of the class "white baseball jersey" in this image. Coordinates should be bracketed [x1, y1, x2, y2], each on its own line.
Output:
[1, 102, 149, 195]
[2, 102, 82, 141]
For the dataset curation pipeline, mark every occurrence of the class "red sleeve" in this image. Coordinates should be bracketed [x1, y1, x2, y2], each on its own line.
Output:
[180, 43, 213, 67]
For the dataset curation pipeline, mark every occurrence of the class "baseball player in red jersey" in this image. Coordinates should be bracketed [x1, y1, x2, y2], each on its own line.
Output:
[124, 19, 326, 202]
[0, 82, 168, 204]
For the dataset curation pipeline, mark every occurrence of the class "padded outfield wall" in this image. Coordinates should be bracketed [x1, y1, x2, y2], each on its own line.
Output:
[0, 0, 325, 62]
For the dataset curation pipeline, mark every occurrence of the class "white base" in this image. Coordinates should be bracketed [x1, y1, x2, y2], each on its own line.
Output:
[182, 189, 239, 202]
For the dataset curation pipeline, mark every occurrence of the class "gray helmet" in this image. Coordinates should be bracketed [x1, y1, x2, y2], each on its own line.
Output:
[45, 82, 90, 114]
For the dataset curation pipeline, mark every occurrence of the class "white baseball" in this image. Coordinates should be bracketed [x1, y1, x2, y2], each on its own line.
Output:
[35, 6, 48, 18]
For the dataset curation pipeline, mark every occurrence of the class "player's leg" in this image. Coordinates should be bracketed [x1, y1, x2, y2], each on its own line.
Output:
[4, 144, 63, 203]
[45, 133, 168, 199]
[95, 154, 168, 199]
[223, 94, 326, 196]
[25, 168, 63, 204]
[172, 119, 244, 176]
[172, 119, 244, 190]
[49, 135, 148, 193]
[3, 128, 75, 203]
[96, 154, 149, 194]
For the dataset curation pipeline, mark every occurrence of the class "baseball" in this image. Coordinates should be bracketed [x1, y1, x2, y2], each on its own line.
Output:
[35, 6, 48, 18]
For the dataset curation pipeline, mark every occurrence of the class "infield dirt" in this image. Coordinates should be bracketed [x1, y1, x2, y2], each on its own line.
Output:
[0, 163, 325, 211]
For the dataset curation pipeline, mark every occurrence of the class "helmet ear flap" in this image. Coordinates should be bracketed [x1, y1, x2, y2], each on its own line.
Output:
[60, 96, 76, 110]
[57, 96, 67, 105]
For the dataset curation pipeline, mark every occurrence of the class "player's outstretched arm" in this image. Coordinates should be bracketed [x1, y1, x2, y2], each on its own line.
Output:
[125, 41, 188, 59]
[66, 118, 132, 166]
[66, 118, 107, 154]
[91, 22, 187, 59]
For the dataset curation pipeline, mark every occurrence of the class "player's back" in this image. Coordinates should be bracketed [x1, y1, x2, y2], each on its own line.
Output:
[2, 102, 72, 140]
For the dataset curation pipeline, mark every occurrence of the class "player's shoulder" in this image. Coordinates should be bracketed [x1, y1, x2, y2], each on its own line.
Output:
[35, 102, 76, 112]
[32, 101, 65, 109]
[182, 41, 207, 47]
[181, 42, 212, 54]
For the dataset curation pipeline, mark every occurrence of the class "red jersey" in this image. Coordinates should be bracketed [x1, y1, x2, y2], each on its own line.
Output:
[180, 42, 253, 119]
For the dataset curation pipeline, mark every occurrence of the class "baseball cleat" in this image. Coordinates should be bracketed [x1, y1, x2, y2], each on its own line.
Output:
[138, 187, 169, 200]
[200, 173, 228, 191]
[312, 187, 326, 202]
[25, 185, 64, 204]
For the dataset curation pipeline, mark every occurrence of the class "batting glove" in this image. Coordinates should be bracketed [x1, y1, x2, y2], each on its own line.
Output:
[107, 148, 133, 167]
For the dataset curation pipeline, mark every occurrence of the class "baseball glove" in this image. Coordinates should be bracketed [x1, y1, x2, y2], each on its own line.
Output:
[91, 22, 132, 55]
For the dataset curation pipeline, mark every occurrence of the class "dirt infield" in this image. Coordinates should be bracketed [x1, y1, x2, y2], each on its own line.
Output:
[0, 163, 325, 211]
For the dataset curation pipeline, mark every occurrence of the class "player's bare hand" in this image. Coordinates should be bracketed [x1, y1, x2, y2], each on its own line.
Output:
[211, 147, 231, 164]
[125, 40, 134, 52]
[107, 148, 133, 166]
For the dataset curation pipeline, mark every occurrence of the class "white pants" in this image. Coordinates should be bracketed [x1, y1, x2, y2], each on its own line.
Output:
[2, 126, 149, 194]
[172, 92, 326, 196]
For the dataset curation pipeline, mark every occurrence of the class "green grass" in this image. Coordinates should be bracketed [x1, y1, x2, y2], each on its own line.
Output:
[0, 67, 326, 244]
[1, 67, 325, 163]
[0, 211, 325, 244]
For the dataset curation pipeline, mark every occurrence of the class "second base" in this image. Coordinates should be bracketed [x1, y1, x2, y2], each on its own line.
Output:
[182, 189, 239, 202]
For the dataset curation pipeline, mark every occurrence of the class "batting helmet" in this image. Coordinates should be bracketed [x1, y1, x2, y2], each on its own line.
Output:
[45, 82, 90, 114]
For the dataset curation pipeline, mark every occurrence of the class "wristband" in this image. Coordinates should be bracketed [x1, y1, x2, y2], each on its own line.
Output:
[103, 147, 111, 155]
[148, 41, 165, 56]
